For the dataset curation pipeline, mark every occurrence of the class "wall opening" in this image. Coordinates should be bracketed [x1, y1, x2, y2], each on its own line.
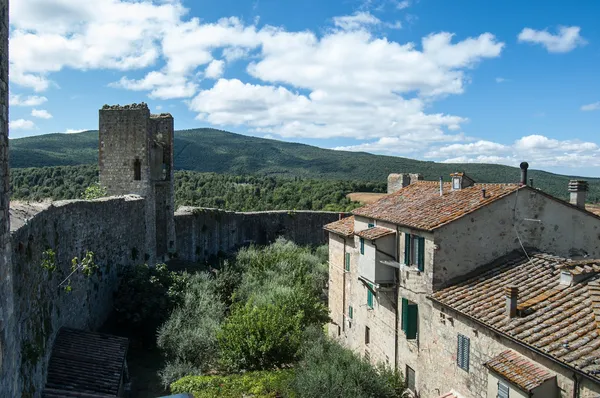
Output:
[133, 158, 141, 181]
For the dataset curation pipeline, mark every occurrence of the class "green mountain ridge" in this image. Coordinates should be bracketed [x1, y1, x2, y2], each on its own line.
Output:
[9, 128, 600, 202]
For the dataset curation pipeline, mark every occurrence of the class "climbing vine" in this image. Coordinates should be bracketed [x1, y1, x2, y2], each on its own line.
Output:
[59, 251, 99, 292]
[40, 249, 57, 273]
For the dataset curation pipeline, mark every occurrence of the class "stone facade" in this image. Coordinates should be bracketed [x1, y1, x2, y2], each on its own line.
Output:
[327, 180, 600, 397]
[387, 173, 423, 194]
[0, 0, 17, 395]
[175, 207, 341, 263]
[99, 104, 175, 263]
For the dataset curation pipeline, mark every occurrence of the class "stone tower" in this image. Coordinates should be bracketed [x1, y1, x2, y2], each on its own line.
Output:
[98, 103, 176, 263]
[0, 0, 18, 395]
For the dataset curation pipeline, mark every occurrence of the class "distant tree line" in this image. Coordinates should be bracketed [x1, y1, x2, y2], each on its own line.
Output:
[9, 165, 386, 212]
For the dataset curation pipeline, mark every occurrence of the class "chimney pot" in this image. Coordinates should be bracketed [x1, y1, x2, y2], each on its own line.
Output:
[568, 180, 588, 209]
[519, 162, 529, 186]
[481, 188, 486, 199]
[529, 178, 533, 188]
[505, 285, 518, 318]
[439, 176, 443, 196]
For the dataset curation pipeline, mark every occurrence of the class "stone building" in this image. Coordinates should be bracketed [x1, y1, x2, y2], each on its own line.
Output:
[325, 167, 600, 397]
[99, 104, 176, 263]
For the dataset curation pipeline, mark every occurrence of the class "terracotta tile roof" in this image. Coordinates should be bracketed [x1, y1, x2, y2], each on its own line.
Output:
[42, 328, 129, 398]
[556, 259, 600, 276]
[430, 252, 600, 382]
[485, 350, 554, 391]
[323, 215, 354, 237]
[355, 226, 396, 240]
[352, 181, 520, 231]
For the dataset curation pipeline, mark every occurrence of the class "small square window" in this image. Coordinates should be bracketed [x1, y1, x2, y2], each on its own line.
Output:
[348, 305, 354, 320]
[365, 326, 370, 345]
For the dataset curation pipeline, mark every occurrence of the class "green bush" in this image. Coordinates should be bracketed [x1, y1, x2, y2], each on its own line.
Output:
[80, 182, 107, 200]
[218, 297, 304, 371]
[157, 272, 225, 380]
[170, 370, 294, 398]
[158, 360, 202, 389]
[292, 328, 404, 398]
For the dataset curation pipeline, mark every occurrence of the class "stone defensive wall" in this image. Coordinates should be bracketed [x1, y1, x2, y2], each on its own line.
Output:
[8, 195, 146, 396]
[174, 207, 345, 263]
[5, 197, 342, 395]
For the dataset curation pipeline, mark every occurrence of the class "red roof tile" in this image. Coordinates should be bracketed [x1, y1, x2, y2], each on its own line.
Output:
[431, 252, 600, 382]
[485, 350, 554, 391]
[323, 216, 354, 237]
[352, 181, 520, 231]
[356, 226, 396, 240]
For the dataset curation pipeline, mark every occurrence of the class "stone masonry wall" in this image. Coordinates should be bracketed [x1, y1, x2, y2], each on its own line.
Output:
[10, 196, 146, 397]
[0, 0, 17, 395]
[175, 207, 342, 263]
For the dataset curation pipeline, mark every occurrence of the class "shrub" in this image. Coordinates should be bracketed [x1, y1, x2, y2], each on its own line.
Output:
[80, 182, 107, 200]
[217, 297, 304, 371]
[170, 370, 294, 398]
[158, 360, 202, 389]
[292, 328, 404, 398]
[157, 273, 225, 374]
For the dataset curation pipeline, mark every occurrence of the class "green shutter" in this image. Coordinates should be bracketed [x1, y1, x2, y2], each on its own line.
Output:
[349, 305, 353, 319]
[368, 223, 374, 228]
[345, 252, 350, 271]
[417, 236, 425, 272]
[367, 284, 374, 308]
[360, 238, 365, 255]
[404, 233, 411, 264]
[406, 303, 418, 339]
[401, 298, 408, 333]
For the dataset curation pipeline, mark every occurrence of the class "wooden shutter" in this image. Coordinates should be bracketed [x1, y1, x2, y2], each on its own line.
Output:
[349, 306, 353, 319]
[401, 298, 408, 333]
[417, 236, 425, 272]
[360, 238, 365, 255]
[406, 303, 418, 339]
[367, 284, 374, 308]
[457, 334, 470, 371]
[497, 381, 509, 398]
[345, 253, 350, 271]
[404, 233, 411, 264]
[368, 223, 374, 228]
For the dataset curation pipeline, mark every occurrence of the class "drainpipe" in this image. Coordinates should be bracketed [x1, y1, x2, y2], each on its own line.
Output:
[394, 226, 401, 372]
[342, 237, 347, 334]
[572, 373, 580, 398]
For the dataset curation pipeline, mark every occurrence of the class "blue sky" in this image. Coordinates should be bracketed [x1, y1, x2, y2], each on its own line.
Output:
[8, 0, 600, 176]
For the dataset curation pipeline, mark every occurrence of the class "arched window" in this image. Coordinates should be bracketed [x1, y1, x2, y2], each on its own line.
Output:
[133, 158, 141, 181]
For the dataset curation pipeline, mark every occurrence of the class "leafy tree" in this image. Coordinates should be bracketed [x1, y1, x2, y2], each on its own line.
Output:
[157, 273, 225, 381]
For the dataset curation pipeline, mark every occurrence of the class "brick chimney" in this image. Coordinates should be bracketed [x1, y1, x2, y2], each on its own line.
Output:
[505, 285, 518, 318]
[568, 180, 588, 209]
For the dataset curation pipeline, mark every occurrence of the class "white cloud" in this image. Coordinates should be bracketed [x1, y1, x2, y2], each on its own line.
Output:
[517, 26, 586, 53]
[9, 119, 36, 130]
[425, 134, 600, 168]
[332, 12, 381, 31]
[64, 129, 86, 134]
[10, 0, 187, 91]
[155, 105, 163, 110]
[397, 1, 411, 9]
[31, 109, 53, 119]
[205, 59, 225, 79]
[495, 77, 509, 83]
[109, 71, 197, 99]
[9, 94, 48, 106]
[581, 102, 600, 111]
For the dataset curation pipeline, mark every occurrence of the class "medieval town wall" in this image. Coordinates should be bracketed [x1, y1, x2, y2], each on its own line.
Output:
[10, 196, 146, 397]
[174, 207, 342, 263]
